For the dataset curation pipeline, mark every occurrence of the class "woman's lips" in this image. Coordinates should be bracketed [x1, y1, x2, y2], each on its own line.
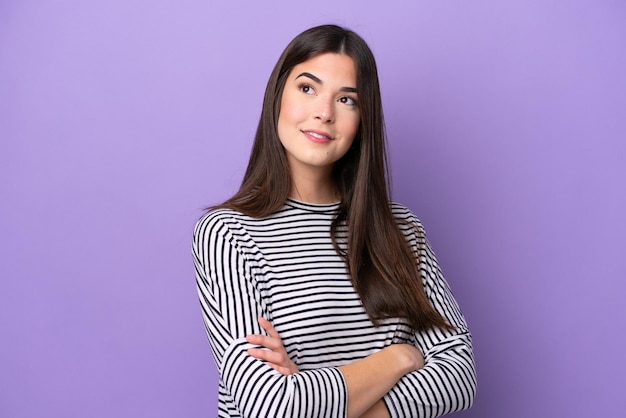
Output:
[302, 130, 332, 143]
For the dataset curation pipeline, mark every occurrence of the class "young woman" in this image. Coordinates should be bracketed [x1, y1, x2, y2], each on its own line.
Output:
[192, 24, 476, 418]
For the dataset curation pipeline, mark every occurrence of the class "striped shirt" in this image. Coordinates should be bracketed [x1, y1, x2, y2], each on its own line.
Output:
[192, 199, 476, 417]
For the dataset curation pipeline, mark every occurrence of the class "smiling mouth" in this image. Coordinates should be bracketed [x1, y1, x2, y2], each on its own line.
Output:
[302, 130, 332, 141]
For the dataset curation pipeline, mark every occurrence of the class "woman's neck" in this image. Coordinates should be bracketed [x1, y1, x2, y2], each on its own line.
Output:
[290, 174, 339, 204]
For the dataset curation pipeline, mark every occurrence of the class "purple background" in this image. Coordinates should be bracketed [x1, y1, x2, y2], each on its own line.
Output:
[1, 1, 625, 417]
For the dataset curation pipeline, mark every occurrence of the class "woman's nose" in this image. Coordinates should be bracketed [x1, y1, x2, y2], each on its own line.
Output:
[314, 98, 334, 123]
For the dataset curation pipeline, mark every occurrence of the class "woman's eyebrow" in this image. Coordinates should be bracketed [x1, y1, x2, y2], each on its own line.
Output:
[295, 72, 357, 93]
[295, 72, 322, 84]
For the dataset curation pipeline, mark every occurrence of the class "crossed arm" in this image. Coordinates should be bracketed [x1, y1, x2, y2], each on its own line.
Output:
[247, 317, 424, 418]
[194, 213, 475, 417]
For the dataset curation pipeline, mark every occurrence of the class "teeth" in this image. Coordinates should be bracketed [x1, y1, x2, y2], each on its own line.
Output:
[308, 132, 328, 139]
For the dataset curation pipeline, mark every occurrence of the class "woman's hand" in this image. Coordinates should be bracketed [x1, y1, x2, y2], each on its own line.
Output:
[246, 317, 299, 375]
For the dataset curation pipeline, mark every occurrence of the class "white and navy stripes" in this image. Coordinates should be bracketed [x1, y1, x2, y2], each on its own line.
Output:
[192, 199, 476, 417]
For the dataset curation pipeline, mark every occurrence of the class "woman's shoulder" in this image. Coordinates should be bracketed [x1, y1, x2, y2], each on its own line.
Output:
[193, 203, 297, 238]
[193, 206, 250, 239]
[196, 206, 244, 224]
[198, 206, 246, 222]
[389, 201, 424, 228]
[389, 202, 432, 254]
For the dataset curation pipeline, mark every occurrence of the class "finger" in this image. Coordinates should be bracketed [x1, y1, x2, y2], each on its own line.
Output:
[247, 347, 290, 365]
[267, 362, 293, 376]
[246, 333, 283, 350]
[257, 317, 281, 339]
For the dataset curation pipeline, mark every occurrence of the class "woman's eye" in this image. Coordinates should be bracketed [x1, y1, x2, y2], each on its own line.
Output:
[299, 84, 315, 95]
[339, 96, 357, 106]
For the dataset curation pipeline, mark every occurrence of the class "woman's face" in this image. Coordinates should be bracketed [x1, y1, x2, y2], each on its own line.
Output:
[277, 53, 360, 180]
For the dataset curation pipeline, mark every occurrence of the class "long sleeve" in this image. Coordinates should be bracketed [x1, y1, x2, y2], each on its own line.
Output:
[192, 211, 348, 418]
[383, 217, 477, 417]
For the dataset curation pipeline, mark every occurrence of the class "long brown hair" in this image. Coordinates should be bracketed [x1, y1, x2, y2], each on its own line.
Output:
[218, 24, 451, 332]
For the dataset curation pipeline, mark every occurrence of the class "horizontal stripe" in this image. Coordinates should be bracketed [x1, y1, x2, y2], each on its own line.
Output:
[193, 199, 476, 417]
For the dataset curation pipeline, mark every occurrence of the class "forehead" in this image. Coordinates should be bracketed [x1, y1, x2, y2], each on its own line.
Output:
[289, 53, 357, 86]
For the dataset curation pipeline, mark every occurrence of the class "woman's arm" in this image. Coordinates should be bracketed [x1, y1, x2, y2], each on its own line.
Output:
[247, 268, 475, 418]
[248, 317, 424, 418]
[338, 344, 422, 418]
[248, 213, 476, 418]
[360, 401, 390, 418]
[381, 217, 476, 417]
[193, 213, 348, 418]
